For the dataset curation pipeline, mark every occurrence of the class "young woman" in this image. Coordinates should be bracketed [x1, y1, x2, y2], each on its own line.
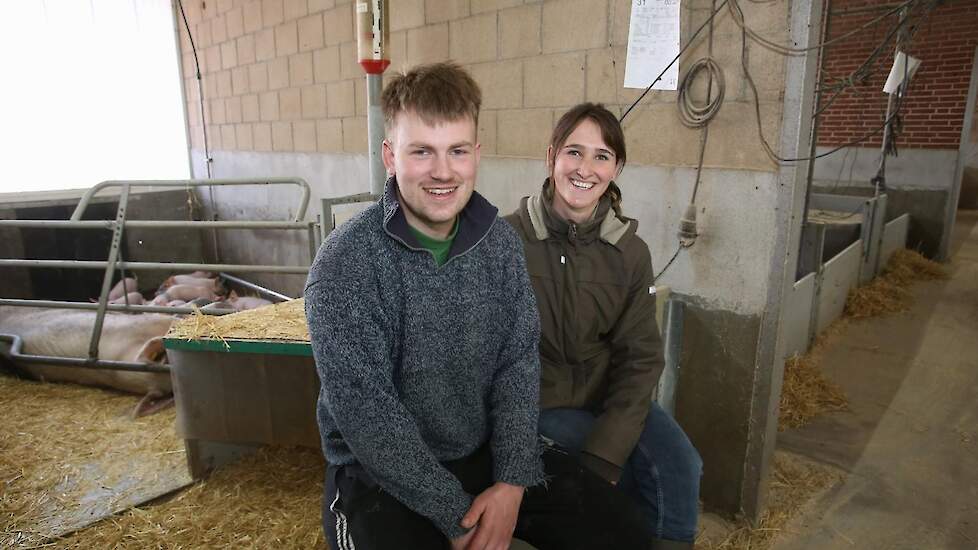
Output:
[506, 103, 703, 549]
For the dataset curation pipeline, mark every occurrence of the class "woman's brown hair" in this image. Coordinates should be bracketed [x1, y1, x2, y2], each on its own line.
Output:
[547, 103, 626, 215]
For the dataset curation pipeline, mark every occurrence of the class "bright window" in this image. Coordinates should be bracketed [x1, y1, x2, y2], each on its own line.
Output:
[0, 0, 190, 193]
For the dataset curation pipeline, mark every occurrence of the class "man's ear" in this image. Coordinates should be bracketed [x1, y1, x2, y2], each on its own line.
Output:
[382, 139, 395, 176]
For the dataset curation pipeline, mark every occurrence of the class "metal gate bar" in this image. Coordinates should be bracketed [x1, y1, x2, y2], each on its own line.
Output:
[0, 334, 169, 373]
[0, 259, 309, 273]
[0, 298, 235, 316]
[70, 179, 311, 222]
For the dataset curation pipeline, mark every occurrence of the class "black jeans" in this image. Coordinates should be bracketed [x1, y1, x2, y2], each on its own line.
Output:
[323, 445, 652, 550]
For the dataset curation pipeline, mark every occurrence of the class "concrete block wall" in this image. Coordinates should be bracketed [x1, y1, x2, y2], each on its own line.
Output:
[177, 0, 787, 171]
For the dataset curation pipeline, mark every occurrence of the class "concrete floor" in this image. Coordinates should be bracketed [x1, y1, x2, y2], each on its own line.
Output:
[773, 210, 978, 549]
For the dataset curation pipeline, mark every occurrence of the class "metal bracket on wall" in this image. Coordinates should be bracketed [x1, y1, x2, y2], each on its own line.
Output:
[320, 193, 381, 242]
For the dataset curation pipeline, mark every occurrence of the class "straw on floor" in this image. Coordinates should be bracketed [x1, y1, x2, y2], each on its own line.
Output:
[695, 451, 842, 550]
[0, 372, 188, 548]
[777, 249, 947, 432]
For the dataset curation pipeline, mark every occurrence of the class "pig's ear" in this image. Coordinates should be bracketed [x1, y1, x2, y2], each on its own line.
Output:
[132, 391, 174, 418]
[135, 337, 166, 364]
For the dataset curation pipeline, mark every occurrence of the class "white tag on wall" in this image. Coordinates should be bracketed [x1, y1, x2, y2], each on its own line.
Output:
[883, 51, 921, 94]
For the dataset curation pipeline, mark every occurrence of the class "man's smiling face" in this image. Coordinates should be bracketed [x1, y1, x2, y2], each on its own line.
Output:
[383, 110, 480, 240]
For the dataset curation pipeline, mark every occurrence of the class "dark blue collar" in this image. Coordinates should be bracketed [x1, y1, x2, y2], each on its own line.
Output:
[382, 176, 498, 262]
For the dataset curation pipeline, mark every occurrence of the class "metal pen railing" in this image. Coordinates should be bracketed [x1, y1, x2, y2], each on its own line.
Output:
[0, 178, 321, 373]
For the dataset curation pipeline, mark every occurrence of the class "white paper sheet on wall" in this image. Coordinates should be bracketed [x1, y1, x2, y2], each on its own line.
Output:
[624, 0, 682, 90]
[882, 51, 921, 94]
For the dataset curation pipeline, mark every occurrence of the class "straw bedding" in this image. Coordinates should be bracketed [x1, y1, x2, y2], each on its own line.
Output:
[57, 446, 327, 549]
[0, 372, 188, 548]
[167, 298, 309, 342]
[845, 248, 947, 318]
[778, 249, 948, 431]
[778, 322, 850, 432]
[0, 368, 324, 549]
[694, 451, 842, 550]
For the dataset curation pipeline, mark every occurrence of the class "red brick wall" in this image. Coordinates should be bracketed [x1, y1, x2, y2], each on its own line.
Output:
[816, 0, 978, 149]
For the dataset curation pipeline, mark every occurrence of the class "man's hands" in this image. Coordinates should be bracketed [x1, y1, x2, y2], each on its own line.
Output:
[450, 482, 524, 550]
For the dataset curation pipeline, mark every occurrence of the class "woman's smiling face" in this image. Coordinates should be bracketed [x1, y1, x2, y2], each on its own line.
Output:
[549, 118, 621, 225]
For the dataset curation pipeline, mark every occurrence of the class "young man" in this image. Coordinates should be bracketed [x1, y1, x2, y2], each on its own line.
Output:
[305, 62, 651, 550]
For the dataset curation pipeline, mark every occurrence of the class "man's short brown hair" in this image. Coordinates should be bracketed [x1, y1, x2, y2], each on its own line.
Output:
[381, 62, 481, 134]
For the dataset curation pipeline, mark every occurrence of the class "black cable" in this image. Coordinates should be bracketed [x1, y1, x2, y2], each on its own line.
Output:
[812, 0, 936, 119]
[812, 12, 908, 117]
[727, 0, 914, 56]
[741, 0, 938, 164]
[677, 59, 725, 129]
[653, 243, 689, 284]
[683, 0, 722, 213]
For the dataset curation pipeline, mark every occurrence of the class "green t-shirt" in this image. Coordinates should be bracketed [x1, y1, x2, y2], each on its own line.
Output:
[408, 218, 459, 267]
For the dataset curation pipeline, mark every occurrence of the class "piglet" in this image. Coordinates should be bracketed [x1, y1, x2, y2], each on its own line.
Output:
[109, 291, 145, 305]
[160, 275, 225, 296]
[108, 277, 139, 301]
[227, 291, 273, 312]
[161, 284, 220, 303]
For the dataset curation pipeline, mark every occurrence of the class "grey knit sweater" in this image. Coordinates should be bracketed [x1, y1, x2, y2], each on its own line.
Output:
[304, 179, 545, 539]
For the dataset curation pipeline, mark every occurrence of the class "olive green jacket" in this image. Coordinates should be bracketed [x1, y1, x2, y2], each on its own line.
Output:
[505, 188, 664, 479]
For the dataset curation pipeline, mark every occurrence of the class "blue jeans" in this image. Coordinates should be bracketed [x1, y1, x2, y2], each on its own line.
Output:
[538, 403, 702, 543]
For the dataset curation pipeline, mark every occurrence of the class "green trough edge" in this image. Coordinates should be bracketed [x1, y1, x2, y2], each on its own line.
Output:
[163, 336, 313, 356]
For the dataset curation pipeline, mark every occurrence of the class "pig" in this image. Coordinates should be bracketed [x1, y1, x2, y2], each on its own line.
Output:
[0, 307, 176, 416]
[108, 277, 139, 301]
[159, 274, 225, 296]
[231, 297, 273, 311]
[159, 284, 220, 303]
[109, 291, 145, 306]
[166, 300, 187, 308]
[227, 291, 272, 311]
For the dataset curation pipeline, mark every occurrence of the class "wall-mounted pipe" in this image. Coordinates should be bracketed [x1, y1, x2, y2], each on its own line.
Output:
[356, 0, 390, 195]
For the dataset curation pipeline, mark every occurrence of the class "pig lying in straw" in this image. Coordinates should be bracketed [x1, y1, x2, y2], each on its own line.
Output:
[0, 306, 176, 417]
